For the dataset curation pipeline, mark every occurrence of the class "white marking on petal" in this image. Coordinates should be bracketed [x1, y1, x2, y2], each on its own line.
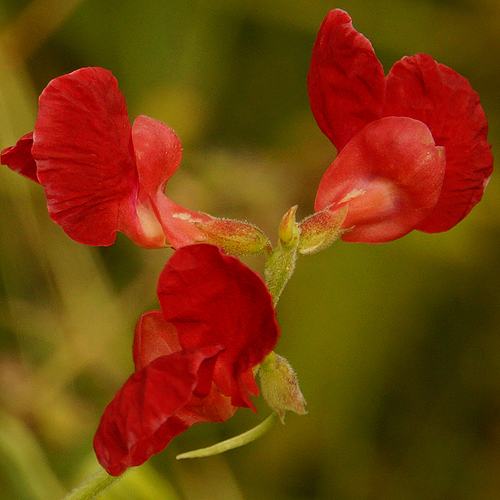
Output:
[172, 212, 204, 223]
[172, 212, 192, 220]
[340, 189, 366, 204]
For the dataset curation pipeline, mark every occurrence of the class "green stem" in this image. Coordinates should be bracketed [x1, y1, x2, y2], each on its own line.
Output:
[264, 244, 298, 306]
[176, 412, 278, 459]
[264, 205, 302, 305]
[63, 468, 126, 500]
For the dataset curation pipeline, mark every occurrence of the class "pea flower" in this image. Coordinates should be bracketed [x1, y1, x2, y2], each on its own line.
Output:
[308, 9, 493, 243]
[93, 244, 280, 476]
[1, 67, 210, 248]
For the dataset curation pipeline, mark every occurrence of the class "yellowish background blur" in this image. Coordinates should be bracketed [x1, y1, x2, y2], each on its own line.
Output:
[1, 1, 500, 499]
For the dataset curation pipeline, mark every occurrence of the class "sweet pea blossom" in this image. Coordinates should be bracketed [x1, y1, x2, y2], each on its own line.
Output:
[309, 9, 493, 243]
[94, 244, 280, 476]
[1, 67, 209, 248]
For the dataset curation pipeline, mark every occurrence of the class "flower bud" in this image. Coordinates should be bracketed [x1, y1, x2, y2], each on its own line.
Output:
[194, 216, 271, 255]
[278, 205, 301, 248]
[298, 206, 348, 255]
[259, 352, 307, 423]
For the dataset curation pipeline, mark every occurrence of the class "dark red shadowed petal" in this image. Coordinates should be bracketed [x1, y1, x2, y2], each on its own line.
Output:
[315, 117, 446, 243]
[187, 385, 236, 423]
[131, 115, 210, 248]
[32, 67, 138, 246]
[1, 133, 39, 183]
[308, 9, 385, 152]
[93, 345, 223, 476]
[383, 54, 493, 232]
[133, 310, 217, 398]
[157, 244, 279, 410]
[133, 310, 236, 422]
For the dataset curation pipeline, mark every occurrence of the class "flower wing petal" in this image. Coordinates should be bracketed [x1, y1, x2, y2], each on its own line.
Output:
[1, 133, 39, 183]
[384, 54, 493, 232]
[131, 115, 182, 195]
[32, 67, 137, 245]
[315, 117, 446, 243]
[308, 9, 385, 152]
[157, 244, 279, 410]
[93, 346, 222, 476]
[133, 311, 181, 372]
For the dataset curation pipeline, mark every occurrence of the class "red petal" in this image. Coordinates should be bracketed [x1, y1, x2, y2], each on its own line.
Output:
[315, 117, 446, 243]
[32, 67, 138, 246]
[150, 195, 211, 248]
[186, 385, 237, 423]
[308, 9, 385, 152]
[131, 115, 210, 248]
[1, 133, 39, 183]
[157, 244, 279, 410]
[93, 345, 222, 476]
[133, 311, 236, 420]
[131, 115, 182, 196]
[384, 54, 493, 232]
[133, 311, 181, 371]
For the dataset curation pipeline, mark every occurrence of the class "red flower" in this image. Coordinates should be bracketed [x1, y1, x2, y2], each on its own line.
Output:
[1, 67, 209, 248]
[309, 9, 493, 243]
[93, 244, 280, 476]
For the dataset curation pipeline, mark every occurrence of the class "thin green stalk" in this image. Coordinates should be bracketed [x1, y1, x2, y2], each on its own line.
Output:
[63, 468, 126, 500]
[176, 412, 278, 459]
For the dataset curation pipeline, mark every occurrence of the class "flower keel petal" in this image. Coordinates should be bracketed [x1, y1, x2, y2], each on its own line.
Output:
[131, 115, 209, 248]
[315, 117, 446, 243]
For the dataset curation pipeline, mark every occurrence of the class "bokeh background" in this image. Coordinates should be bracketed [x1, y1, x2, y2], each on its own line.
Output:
[1, 0, 499, 499]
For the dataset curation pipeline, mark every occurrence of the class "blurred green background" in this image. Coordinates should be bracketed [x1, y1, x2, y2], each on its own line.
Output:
[1, 0, 499, 499]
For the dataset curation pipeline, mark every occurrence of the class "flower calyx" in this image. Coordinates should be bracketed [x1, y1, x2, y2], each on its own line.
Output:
[194, 216, 271, 256]
[298, 205, 348, 255]
[259, 351, 307, 424]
